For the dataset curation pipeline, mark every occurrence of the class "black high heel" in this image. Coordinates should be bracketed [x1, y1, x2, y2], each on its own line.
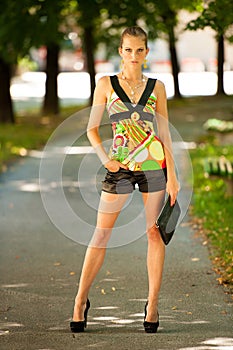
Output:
[143, 301, 159, 333]
[70, 299, 90, 333]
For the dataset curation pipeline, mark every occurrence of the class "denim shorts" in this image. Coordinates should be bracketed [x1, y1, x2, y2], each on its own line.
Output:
[102, 168, 167, 194]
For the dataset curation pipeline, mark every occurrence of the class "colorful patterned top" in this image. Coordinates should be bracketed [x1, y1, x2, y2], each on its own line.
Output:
[106, 75, 166, 172]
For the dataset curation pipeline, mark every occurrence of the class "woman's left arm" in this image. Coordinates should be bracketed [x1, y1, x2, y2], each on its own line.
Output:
[155, 80, 180, 205]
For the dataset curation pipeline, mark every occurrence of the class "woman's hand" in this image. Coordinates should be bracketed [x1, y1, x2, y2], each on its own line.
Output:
[105, 160, 128, 173]
[166, 177, 180, 206]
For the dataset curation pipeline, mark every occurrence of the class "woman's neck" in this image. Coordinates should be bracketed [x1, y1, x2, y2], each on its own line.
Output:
[121, 67, 143, 82]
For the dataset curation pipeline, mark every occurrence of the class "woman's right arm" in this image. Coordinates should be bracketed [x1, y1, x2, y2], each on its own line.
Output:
[87, 76, 110, 165]
[87, 76, 127, 172]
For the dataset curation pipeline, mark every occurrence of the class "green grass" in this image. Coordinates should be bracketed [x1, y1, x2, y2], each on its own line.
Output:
[190, 144, 233, 292]
[168, 94, 233, 142]
[0, 105, 86, 171]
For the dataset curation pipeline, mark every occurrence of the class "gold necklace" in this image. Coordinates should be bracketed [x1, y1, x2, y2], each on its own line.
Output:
[121, 72, 147, 104]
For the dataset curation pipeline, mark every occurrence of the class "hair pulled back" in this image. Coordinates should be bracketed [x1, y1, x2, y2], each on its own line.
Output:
[120, 26, 148, 49]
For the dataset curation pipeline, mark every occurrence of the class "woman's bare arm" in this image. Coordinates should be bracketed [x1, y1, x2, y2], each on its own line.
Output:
[87, 76, 109, 165]
[87, 76, 128, 172]
[155, 80, 179, 205]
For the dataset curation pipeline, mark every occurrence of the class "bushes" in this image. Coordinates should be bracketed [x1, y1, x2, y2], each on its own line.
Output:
[190, 144, 233, 291]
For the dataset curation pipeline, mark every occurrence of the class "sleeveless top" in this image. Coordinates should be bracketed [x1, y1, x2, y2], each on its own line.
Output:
[106, 75, 166, 172]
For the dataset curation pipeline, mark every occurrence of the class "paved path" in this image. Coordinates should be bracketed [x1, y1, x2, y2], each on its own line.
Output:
[0, 151, 232, 350]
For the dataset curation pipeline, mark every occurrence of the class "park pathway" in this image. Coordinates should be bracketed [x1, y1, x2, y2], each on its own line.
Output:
[0, 145, 232, 350]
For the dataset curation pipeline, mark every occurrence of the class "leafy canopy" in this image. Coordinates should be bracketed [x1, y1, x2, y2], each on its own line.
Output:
[187, 0, 233, 40]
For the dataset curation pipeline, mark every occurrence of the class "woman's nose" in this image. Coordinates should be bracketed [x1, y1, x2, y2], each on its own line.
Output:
[131, 51, 137, 58]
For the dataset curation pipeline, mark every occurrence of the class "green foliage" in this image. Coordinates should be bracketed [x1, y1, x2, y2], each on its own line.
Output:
[18, 56, 38, 72]
[26, 0, 79, 47]
[203, 118, 233, 133]
[76, 0, 147, 58]
[187, 0, 233, 40]
[0, 0, 78, 64]
[143, 0, 203, 40]
[190, 144, 233, 288]
[79, 0, 203, 59]
[0, 0, 35, 63]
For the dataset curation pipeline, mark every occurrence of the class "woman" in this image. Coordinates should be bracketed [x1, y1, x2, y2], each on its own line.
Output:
[70, 26, 179, 334]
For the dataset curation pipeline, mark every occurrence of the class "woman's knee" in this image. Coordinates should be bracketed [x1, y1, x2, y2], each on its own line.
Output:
[90, 227, 112, 247]
[146, 224, 162, 243]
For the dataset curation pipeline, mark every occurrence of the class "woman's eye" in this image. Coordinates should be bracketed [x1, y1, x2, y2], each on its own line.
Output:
[138, 48, 144, 52]
[125, 48, 131, 52]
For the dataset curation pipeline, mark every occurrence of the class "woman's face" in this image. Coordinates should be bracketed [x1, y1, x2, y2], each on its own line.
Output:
[119, 35, 149, 68]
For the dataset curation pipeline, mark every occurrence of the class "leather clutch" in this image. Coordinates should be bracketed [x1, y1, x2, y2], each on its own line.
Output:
[155, 196, 181, 245]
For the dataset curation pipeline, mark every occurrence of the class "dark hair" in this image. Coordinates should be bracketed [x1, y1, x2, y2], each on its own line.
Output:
[120, 26, 148, 49]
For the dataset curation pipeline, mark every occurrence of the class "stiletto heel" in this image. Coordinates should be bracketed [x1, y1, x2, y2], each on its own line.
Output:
[70, 299, 90, 333]
[143, 301, 159, 333]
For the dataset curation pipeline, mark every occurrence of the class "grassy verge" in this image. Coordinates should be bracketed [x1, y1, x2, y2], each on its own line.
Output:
[190, 143, 233, 293]
[0, 105, 86, 172]
[167, 95, 233, 293]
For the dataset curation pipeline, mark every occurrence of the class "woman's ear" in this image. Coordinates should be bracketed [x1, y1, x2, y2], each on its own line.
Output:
[118, 47, 123, 56]
[146, 48, 150, 56]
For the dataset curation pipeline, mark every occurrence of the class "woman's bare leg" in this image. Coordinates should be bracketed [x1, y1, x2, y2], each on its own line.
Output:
[72, 191, 129, 321]
[142, 190, 166, 322]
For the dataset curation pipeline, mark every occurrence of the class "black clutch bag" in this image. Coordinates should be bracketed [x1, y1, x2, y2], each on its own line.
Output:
[155, 196, 181, 245]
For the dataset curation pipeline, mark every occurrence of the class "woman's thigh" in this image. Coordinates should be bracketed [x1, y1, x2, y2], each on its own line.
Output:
[96, 191, 130, 229]
[141, 190, 166, 230]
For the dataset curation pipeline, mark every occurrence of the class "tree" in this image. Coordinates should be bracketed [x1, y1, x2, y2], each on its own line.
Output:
[0, 0, 79, 122]
[141, 0, 203, 99]
[187, 0, 233, 95]
[146, 1, 182, 98]
[0, 58, 14, 123]
[76, 0, 101, 105]
[90, 0, 202, 99]
[0, 0, 61, 122]
[0, 0, 36, 123]
[95, 0, 150, 57]
[75, 0, 151, 104]
[37, 2, 61, 115]
[32, 0, 77, 114]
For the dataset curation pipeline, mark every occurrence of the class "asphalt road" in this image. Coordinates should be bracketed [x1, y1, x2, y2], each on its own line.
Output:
[0, 151, 232, 350]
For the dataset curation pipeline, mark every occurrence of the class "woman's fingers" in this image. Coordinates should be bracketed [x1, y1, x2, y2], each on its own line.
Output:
[166, 179, 180, 206]
[105, 160, 128, 173]
[169, 193, 177, 206]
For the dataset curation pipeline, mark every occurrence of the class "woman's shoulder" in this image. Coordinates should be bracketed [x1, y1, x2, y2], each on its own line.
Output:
[93, 75, 113, 104]
[154, 79, 165, 89]
[154, 79, 166, 97]
[95, 75, 113, 93]
[96, 75, 112, 87]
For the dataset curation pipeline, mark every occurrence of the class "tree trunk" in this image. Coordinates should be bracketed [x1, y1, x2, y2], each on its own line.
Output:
[42, 43, 59, 115]
[168, 25, 181, 99]
[83, 26, 96, 105]
[216, 33, 225, 95]
[0, 58, 14, 123]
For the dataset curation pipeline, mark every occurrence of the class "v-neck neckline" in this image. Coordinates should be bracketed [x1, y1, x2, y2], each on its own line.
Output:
[110, 75, 157, 112]
[115, 75, 151, 108]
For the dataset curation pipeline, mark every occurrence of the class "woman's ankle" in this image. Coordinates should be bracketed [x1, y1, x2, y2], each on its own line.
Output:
[146, 299, 158, 322]
[72, 296, 88, 320]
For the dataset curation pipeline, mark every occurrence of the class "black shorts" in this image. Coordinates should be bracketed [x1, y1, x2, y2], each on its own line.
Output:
[102, 168, 167, 194]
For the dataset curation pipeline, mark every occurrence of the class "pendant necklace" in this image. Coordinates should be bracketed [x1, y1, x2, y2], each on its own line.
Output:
[121, 72, 147, 104]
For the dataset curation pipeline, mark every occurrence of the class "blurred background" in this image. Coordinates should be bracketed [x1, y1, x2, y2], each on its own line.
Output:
[0, 0, 233, 310]
[0, 0, 232, 121]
